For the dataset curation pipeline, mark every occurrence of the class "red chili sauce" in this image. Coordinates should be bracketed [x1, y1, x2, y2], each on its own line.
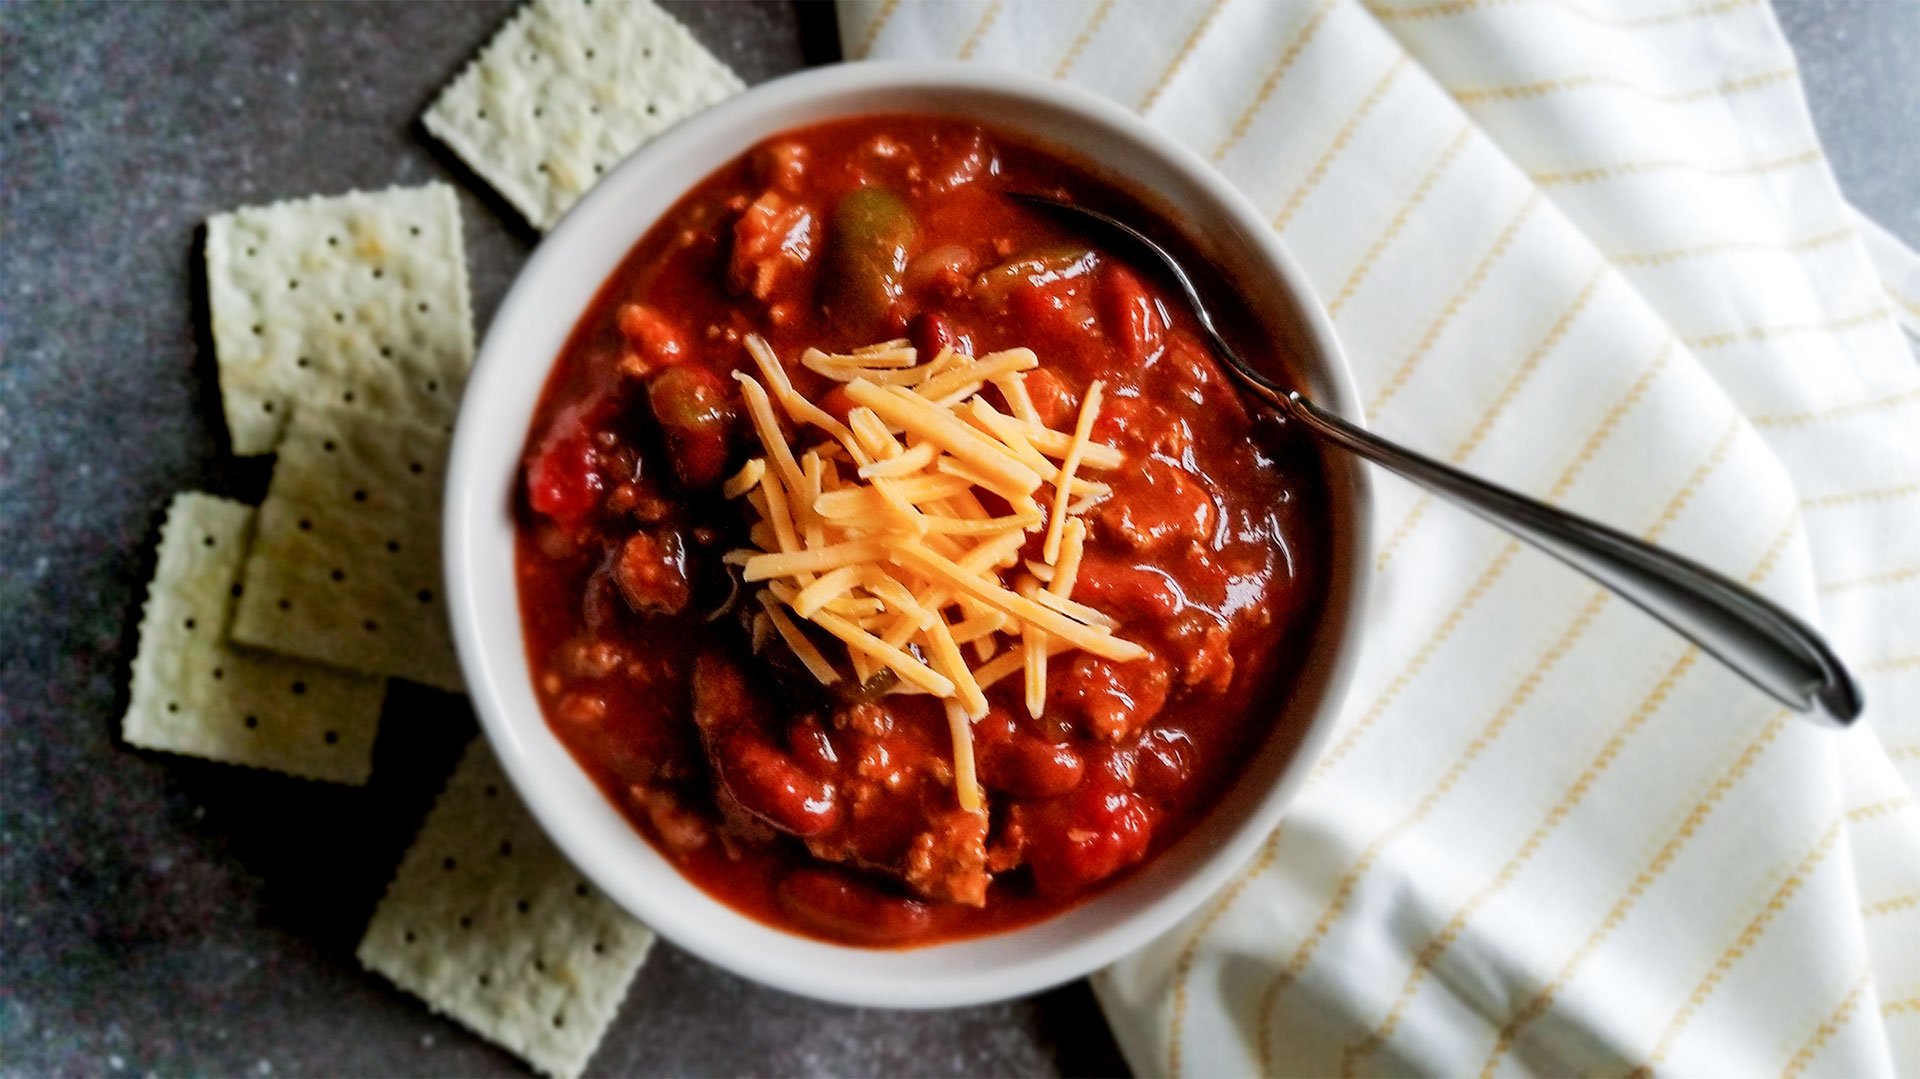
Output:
[515, 115, 1333, 947]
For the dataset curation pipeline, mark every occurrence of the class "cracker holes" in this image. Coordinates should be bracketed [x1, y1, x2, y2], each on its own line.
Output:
[459, 915, 473, 929]
[574, 882, 589, 898]
[592, 941, 606, 956]
[533, 957, 546, 973]
[295, 356, 310, 369]
[533, 106, 544, 119]
[288, 279, 300, 291]
[363, 619, 380, 633]
[478, 973, 492, 988]
[341, 390, 356, 404]
[371, 268, 384, 280]
[203, 534, 216, 547]
[166, 701, 180, 713]
[327, 236, 339, 247]
[498, 841, 512, 857]
[537, 163, 549, 175]
[352, 489, 368, 502]
[443, 856, 457, 871]
[589, 104, 600, 116]
[297, 518, 313, 532]
[385, 539, 401, 554]
[403, 930, 417, 944]
[212, 667, 224, 681]
[333, 311, 345, 324]
[246, 246, 258, 257]
[477, 108, 488, 121]
[277, 598, 292, 611]
[244, 715, 258, 729]
[417, 589, 433, 605]
[252, 324, 263, 335]
[183, 617, 197, 630]
[417, 302, 431, 314]
[484, 784, 499, 798]
[517, 899, 531, 915]
[330, 569, 345, 582]
[261, 401, 274, 413]
[408, 225, 421, 237]
[321, 440, 337, 453]
[643, 48, 652, 59]
[380, 346, 392, 359]
[230, 583, 243, 598]
[645, 103, 658, 117]
[584, 48, 595, 60]
[409, 459, 425, 473]
[324, 730, 338, 745]
[290, 680, 306, 695]
[552, 1014, 566, 1030]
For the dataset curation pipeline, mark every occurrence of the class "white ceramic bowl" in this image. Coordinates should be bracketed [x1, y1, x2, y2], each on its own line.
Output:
[444, 60, 1373, 1009]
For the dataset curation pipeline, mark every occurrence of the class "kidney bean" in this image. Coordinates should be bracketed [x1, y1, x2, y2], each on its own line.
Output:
[787, 715, 840, 779]
[909, 309, 957, 360]
[1132, 727, 1195, 799]
[717, 729, 842, 838]
[775, 869, 933, 946]
[1022, 774, 1153, 896]
[979, 734, 1085, 799]
[1069, 553, 1186, 622]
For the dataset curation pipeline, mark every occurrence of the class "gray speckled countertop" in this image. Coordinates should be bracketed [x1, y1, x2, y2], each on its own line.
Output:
[2, 3, 1914, 1076]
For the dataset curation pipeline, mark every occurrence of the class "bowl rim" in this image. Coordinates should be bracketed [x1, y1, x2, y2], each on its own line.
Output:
[443, 58, 1373, 1009]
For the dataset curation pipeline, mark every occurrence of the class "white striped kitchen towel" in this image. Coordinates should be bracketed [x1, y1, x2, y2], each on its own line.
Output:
[839, 1, 1919, 1074]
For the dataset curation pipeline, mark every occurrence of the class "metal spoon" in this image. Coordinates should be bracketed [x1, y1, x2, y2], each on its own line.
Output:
[1012, 193, 1862, 726]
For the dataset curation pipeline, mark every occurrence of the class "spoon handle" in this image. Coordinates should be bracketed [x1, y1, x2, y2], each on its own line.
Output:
[1274, 390, 1861, 724]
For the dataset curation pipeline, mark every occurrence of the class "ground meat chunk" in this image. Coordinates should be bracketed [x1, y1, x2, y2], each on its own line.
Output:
[557, 636, 629, 680]
[752, 139, 808, 193]
[1095, 458, 1216, 552]
[904, 808, 991, 907]
[729, 190, 816, 301]
[1052, 653, 1173, 743]
[629, 784, 710, 855]
[613, 530, 690, 615]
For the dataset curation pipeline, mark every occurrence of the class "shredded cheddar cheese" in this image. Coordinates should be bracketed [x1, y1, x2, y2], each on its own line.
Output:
[729, 334, 1138, 812]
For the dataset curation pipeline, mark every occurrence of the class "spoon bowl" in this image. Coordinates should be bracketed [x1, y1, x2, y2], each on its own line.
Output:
[1013, 193, 1863, 726]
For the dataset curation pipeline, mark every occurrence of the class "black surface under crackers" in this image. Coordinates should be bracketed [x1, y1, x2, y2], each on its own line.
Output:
[1, 2, 1911, 1075]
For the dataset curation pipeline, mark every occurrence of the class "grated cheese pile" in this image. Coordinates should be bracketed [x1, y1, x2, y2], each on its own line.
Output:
[724, 334, 1144, 812]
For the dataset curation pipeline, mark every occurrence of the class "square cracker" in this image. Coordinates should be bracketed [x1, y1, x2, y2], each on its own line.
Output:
[205, 183, 475, 455]
[124, 492, 387, 784]
[424, 0, 744, 231]
[230, 404, 463, 691]
[358, 739, 655, 1079]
